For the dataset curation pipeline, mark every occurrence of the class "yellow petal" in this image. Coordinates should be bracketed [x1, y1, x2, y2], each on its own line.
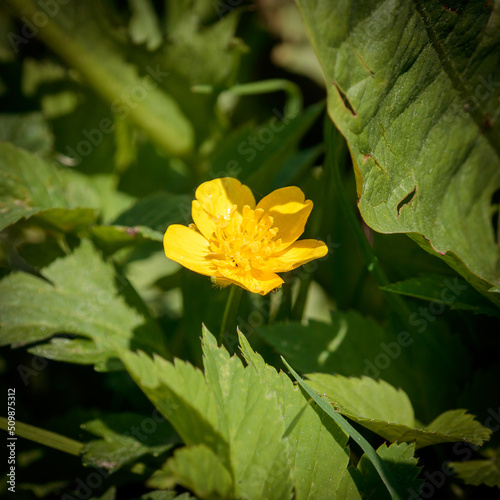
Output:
[256, 186, 313, 249]
[192, 178, 256, 240]
[218, 266, 283, 295]
[163, 224, 217, 276]
[256, 239, 328, 273]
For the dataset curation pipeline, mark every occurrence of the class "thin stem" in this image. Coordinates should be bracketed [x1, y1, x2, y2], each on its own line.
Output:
[219, 285, 244, 346]
[0, 417, 83, 456]
[218, 79, 303, 117]
[291, 275, 311, 321]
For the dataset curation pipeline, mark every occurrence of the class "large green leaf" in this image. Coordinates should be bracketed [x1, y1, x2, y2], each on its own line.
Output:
[296, 0, 500, 303]
[238, 331, 349, 499]
[0, 239, 169, 369]
[307, 374, 491, 448]
[118, 327, 293, 500]
[0, 143, 99, 232]
[4, 0, 193, 155]
[256, 310, 470, 421]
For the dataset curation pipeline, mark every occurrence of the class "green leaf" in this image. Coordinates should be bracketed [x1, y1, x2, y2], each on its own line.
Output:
[128, 0, 163, 51]
[90, 225, 163, 253]
[0, 143, 99, 232]
[0, 239, 169, 368]
[381, 274, 500, 317]
[201, 328, 293, 500]
[81, 413, 174, 473]
[255, 310, 470, 421]
[296, 0, 500, 303]
[281, 358, 406, 500]
[333, 468, 363, 500]
[0, 112, 53, 156]
[5, 0, 193, 155]
[161, 8, 244, 89]
[450, 449, 500, 488]
[307, 374, 491, 448]
[358, 443, 422, 500]
[164, 445, 233, 500]
[238, 331, 349, 500]
[118, 327, 293, 500]
[113, 192, 192, 233]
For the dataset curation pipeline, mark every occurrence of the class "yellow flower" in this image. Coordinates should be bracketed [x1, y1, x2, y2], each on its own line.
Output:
[163, 177, 328, 295]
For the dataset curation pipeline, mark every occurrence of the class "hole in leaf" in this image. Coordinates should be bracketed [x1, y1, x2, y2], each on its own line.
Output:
[332, 81, 357, 117]
[397, 186, 417, 216]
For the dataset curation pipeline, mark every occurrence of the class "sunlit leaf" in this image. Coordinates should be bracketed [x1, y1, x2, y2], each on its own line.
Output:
[0, 239, 169, 369]
[307, 374, 491, 448]
[296, 0, 500, 304]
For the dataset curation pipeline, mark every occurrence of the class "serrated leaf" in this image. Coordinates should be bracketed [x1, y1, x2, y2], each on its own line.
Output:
[238, 330, 349, 500]
[0, 143, 99, 232]
[255, 310, 470, 421]
[81, 413, 174, 473]
[450, 450, 500, 488]
[118, 327, 293, 500]
[201, 328, 293, 499]
[165, 445, 233, 500]
[296, 0, 500, 303]
[380, 274, 500, 317]
[358, 443, 422, 500]
[162, 8, 243, 88]
[0, 239, 169, 367]
[307, 374, 491, 448]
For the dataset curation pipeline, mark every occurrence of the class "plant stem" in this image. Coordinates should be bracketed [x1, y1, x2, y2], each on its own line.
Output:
[219, 285, 244, 346]
[4, 0, 193, 156]
[0, 417, 83, 456]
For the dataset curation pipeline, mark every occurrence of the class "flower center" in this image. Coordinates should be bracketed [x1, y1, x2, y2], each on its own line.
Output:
[210, 205, 280, 271]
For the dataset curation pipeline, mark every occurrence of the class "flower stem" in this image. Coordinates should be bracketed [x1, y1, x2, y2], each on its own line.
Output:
[219, 285, 244, 346]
